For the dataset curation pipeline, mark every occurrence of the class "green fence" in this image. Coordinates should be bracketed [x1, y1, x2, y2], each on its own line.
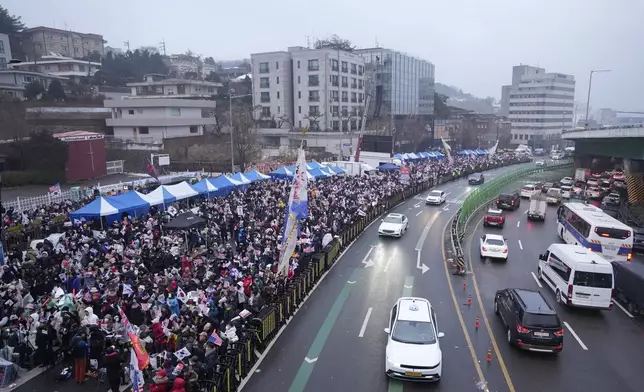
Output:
[457, 161, 574, 237]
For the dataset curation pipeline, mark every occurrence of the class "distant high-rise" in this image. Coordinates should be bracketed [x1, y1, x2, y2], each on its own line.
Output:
[501, 65, 575, 146]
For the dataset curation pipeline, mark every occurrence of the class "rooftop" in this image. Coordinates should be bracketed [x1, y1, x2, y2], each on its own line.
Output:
[0, 70, 68, 80]
[103, 98, 216, 109]
[23, 26, 103, 39]
[127, 78, 223, 88]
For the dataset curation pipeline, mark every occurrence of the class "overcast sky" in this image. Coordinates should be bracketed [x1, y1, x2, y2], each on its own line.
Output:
[5, 0, 643, 113]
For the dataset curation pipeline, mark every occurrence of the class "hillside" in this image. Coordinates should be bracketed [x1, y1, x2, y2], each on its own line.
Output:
[435, 83, 496, 114]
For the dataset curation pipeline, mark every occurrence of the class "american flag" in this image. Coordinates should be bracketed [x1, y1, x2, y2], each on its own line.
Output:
[49, 183, 61, 195]
[209, 330, 223, 346]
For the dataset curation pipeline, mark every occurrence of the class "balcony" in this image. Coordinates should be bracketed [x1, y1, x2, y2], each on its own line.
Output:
[259, 68, 269, 74]
[260, 98, 270, 103]
[308, 111, 320, 117]
[308, 96, 320, 102]
[341, 83, 348, 88]
[260, 83, 270, 89]
[308, 81, 320, 87]
[308, 65, 319, 71]
[341, 67, 348, 73]
[350, 84, 357, 89]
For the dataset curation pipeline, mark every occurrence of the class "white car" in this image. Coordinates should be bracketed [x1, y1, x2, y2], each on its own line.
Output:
[535, 160, 547, 167]
[426, 190, 447, 205]
[378, 213, 409, 237]
[385, 297, 444, 382]
[520, 184, 540, 198]
[560, 177, 574, 186]
[586, 178, 599, 187]
[560, 185, 572, 199]
[479, 234, 508, 260]
[586, 186, 602, 199]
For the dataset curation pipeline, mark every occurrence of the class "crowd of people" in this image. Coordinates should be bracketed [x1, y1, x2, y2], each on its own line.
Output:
[0, 153, 516, 391]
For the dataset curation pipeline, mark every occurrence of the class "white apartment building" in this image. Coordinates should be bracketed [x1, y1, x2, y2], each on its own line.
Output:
[251, 46, 366, 132]
[501, 65, 575, 145]
[104, 98, 217, 142]
[126, 74, 222, 99]
[167, 54, 199, 77]
[21, 26, 105, 60]
[0, 33, 11, 70]
[10, 54, 101, 83]
[0, 70, 67, 99]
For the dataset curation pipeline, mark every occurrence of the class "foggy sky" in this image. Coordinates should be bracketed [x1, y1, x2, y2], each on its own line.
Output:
[5, 0, 643, 114]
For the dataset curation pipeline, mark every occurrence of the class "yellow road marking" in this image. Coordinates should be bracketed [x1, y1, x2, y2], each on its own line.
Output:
[467, 217, 516, 392]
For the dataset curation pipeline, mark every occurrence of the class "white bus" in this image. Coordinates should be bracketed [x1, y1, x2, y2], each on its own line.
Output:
[556, 202, 633, 262]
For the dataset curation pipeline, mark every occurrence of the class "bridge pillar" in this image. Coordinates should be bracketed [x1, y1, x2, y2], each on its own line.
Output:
[624, 158, 644, 204]
[573, 154, 593, 169]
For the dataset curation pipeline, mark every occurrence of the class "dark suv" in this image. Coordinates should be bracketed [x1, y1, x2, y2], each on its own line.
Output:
[468, 173, 484, 185]
[494, 288, 563, 353]
[496, 192, 520, 210]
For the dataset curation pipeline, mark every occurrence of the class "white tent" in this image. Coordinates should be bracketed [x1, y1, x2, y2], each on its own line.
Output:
[140, 186, 176, 206]
[165, 181, 199, 200]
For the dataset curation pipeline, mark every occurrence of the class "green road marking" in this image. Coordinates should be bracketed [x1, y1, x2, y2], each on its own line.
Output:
[388, 276, 415, 392]
[288, 268, 362, 392]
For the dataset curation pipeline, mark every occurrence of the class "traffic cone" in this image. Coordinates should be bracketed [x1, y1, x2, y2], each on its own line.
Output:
[474, 316, 480, 330]
[486, 346, 492, 362]
[463, 279, 467, 291]
[467, 294, 472, 306]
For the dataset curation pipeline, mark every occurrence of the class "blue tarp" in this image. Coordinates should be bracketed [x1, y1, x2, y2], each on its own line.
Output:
[192, 179, 219, 195]
[306, 161, 323, 170]
[308, 168, 329, 179]
[378, 163, 399, 171]
[230, 173, 252, 185]
[245, 170, 271, 182]
[70, 197, 121, 223]
[106, 191, 150, 216]
[270, 166, 293, 179]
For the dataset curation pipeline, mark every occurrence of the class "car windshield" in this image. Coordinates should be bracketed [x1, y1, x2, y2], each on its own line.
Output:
[391, 320, 436, 345]
[573, 271, 613, 288]
[499, 194, 514, 201]
[487, 210, 502, 217]
[547, 189, 561, 197]
[383, 216, 402, 224]
[522, 313, 560, 328]
[470, 174, 480, 179]
[485, 238, 505, 246]
[429, 191, 442, 197]
[588, 187, 599, 192]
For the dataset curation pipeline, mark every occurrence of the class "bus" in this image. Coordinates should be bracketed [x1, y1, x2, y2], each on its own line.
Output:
[556, 202, 633, 262]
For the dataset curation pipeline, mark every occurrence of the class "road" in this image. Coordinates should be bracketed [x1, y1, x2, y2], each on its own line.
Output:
[241, 164, 527, 392]
[466, 197, 644, 392]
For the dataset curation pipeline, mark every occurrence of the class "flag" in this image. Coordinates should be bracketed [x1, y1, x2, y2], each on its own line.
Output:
[129, 348, 145, 392]
[488, 140, 499, 156]
[440, 137, 453, 165]
[174, 347, 191, 361]
[208, 330, 223, 346]
[146, 159, 159, 181]
[278, 149, 308, 275]
[129, 332, 150, 369]
[176, 287, 187, 303]
[49, 183, 61, 195]
[122, 284, 133, 297]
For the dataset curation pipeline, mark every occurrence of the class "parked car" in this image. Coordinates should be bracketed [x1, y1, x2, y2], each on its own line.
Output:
[535, 160, 547, 167]
[483, 208, 505, 228]
[496, 192, 521, 210]
[469, 173, 485, 185]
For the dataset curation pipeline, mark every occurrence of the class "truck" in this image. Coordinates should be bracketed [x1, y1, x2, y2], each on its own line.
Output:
[575, 168, 589, 182]
[611, 260, 644, 315]
[527, 195, 547, 221]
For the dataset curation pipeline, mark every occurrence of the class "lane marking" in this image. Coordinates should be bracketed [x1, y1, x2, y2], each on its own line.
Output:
[383, 249, 396, 272]
[563, 321, 588, 350]
[288, 268, 362, 392]
[517, 221, 520, 228]
[304, 357, 317, 363]
[524, 209, 528, 214]
[416, 250, 430, 274]
[518, 240, 523, 250]
[358, 307, 373, 338]
[347, 281, 356, 284]
[614, 300, 634, 318]
[361, 246, 375, 264]
[415, 212, 441, 251]
[466, 217, 516, 392]
[403, 276, 414, 296]
[446, 192, 452, 196]
[414, 202, 422, 208]
[530, 272, 543, 288]
[416, 210, 423, 216]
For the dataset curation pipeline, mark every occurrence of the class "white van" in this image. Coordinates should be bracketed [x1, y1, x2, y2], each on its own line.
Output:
[537, 244, 614, 310]
[520, 184, 540, 198]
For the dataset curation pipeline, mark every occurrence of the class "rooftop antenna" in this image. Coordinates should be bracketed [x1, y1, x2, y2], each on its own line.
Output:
[375, 36, 379, 48]
[306, 36, 310, 49]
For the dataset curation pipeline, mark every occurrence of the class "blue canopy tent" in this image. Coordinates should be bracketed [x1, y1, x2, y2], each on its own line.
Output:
[245, 170, 271, 182]
[378, 163, 399, 171]
[418, 152, 431, 159]
[393, 153, 404, 160]
[69, 197, 120, 226]
[140, 186, 176, 207]
[475, 149, 488, 155]
[106, 191, 151, 217]
[231, 173, 252, 185]
[209, 175, 240, 196]
[269, 166, 294, 179]
[407, 153, 421, 160]
[192, 179, 219, 198]
[308, 168, 329, 179]
[306, 161, 323, 170]
[325, 166, 346, 175]
[433, 151, 445, 159]
[318, 166, 335, 176]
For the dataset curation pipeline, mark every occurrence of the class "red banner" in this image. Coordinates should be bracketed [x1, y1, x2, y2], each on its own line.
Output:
[129, 331, 150, 370]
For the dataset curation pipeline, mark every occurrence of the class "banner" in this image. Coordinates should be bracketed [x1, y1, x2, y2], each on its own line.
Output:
[440, 137, 453, 165]
[278, 149, 309, 275]
[129, 332, 150, 370]
[488, 140, 499, 156]
[129, 348, 145, 392]
[399, 166, 410, 184]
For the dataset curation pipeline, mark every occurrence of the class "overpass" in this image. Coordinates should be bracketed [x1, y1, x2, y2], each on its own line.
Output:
[563, 124, 644, 203]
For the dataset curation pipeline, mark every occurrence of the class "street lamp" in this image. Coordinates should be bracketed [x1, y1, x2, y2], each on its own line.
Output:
[229, 88, 252, 173]
[584, 69, 611, 129]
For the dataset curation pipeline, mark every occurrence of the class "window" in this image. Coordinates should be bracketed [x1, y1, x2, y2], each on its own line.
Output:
[298, 91, 301, 99]
[331, 106, 339, 116]
[331, 90, 339, 102]
[298, 106, 301, 114]
[358, 65, 364, 76]
[298, 121, 302, 128]
[139, 126, 149, 134]
[260, 77, 270, 88]
[390, 305, 398, 328]
[573, 271, 613, 289]
[308, 75, 319, 87]
[341, 61, 348, 73]
[358, 93, 364, 103]
[341, 91, 348, 102]
[548, 252, 572, 282]
[298, 75, 301, 84]
[351, 92, 357, 103]
[332, 121, 339, 130]
[308, 106, 320, 116]
[330, 75, 339, 87]
[351, 120, 357, 130]
[260, 92, 270, 103]
[128, 109, 135, 115]
[308, 90, 320, 102]
[351, 78, 357, 89]
[308, 59, 319, 71]
[0, 58, 6, 70]
[276, 76, 280, 84]
[0, 40, 4, 54]
[259, 62, 269, 73]
[261, 106, 271, 117]
[358, 79, 363, 89]
[350, 63, 357, 74]
[276, 61, 279, 70]
[341, 76, 348, 88]
[332, 59, 339, 71]
[169, 108, 181, 116]
[189, 125, 199, 134]
[277, 91, 280, 99]
[136, 109, 143, 114]
[297, 60, 300, 69]
[277, 106, 280, 113]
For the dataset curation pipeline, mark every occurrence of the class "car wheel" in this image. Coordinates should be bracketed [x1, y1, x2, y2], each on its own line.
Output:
[483, 222, 488, 227]
[537, 268, 543, 280]
[556, 289, 562, 304]
[494, 299, 499, 315]
[507, 328, 512, 345]
[480, 252, 484, 260]
[499, 224, 504, 229]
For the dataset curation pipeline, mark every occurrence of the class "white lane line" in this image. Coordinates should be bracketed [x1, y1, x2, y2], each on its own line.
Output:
[518, 240, 523, 250]
[416, 211, 423, 216]
[415, 212, 441, 251]
[517, 221, 520, 228]
[530, 272, 542, 288]
[563, 321, 588, 350]
[524, 209, 528, 214]
[361, 246, 375, 264]
[358, 307, 373, 338]
[414, 202, 422, 208]
[383, 249, 396, 272]
[614, 300, 634, 318]
[445, 192, 452, 196]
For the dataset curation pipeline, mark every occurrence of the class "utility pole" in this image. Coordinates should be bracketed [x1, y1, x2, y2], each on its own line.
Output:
[584, 69, 611, 129]
[123, 41, 130, 51]
[159, 39, 167, 56]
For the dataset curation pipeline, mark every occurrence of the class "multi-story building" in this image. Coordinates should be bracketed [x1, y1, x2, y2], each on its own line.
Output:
[167, 54, 200, 77]
[21, 26, 105, 60]
[104, 98, 217, 143]
[0, 33, 11, 70]
[435, 113, 512, 149]
[251, 46, 366, 132]
[501, 65, 575, 146]
[10, 54, 101, 84]
[0, 70, 67, 99]
[126, 74, 222, 99]
[355, 48, 435, 118]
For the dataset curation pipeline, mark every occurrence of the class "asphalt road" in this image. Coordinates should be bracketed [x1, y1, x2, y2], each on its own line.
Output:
[466, 196, 644, 392]
[241, 164, 529, 392]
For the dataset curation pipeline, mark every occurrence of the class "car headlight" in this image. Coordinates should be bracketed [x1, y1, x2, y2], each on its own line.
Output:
[386, 358, 401, 368]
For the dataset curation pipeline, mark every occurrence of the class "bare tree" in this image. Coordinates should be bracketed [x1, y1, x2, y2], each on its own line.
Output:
[231, 104, 262, 171]
[303, 112, 323, 133]
[276, 114, 293, 130]
[314, 35, 355, 52]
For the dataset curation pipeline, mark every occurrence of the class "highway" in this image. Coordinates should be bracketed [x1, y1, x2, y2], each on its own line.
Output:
[241, 164, 526, 392]
[467, 196, 644, 392]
